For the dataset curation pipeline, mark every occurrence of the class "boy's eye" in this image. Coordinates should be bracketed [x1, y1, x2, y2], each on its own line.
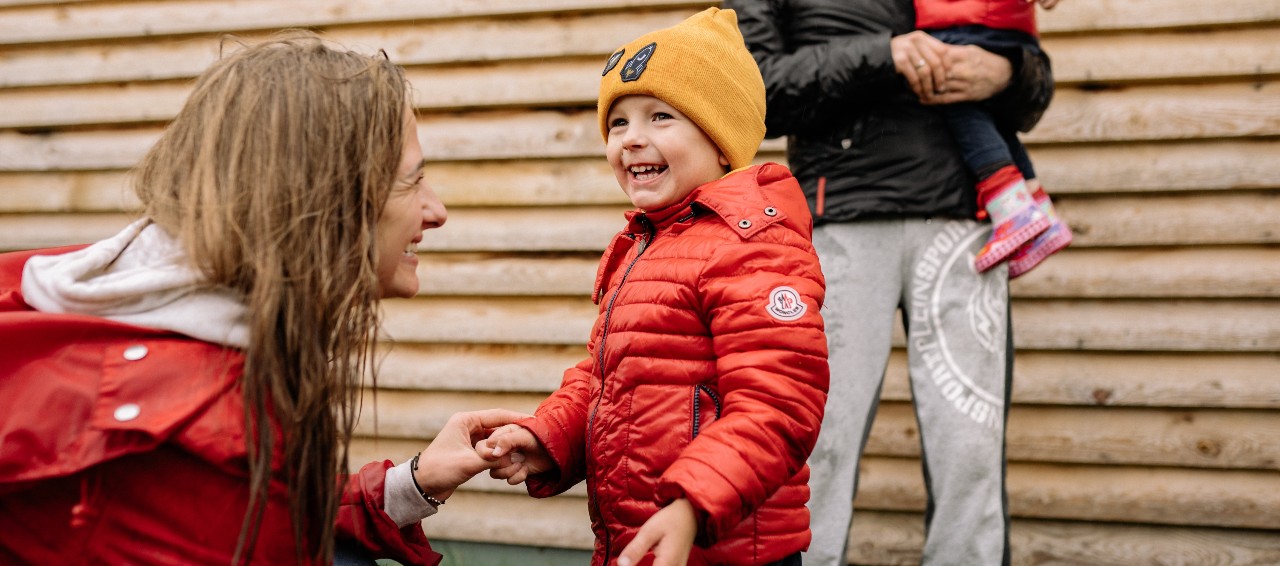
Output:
[653, 112, 672, 121]
[609, 117, 628, 129]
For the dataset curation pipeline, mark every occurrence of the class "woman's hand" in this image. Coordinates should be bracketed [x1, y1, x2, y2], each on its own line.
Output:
[412, 409, 530, 500]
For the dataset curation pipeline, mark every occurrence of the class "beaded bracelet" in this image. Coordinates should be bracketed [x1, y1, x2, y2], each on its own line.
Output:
[410, 452, 446, 507]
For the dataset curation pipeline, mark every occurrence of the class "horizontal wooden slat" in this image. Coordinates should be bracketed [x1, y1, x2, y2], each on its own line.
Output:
[411, 245, 1280, 299]
[1059, 192, 1279, 247]
[0, 0, 706, 47]
[422, 207, 625, 252]
[351, 388, 1280, 470]
[1029, 139, 1280, 194]
[848, 510, 1280, 566]
[345, 449, 1280, 554]
[383, 296, 1278, 351]
[1011, 299, 1280, 352]
[1010, 247, 1280, 298]
[0, 171, 137, 212]
[374, 344, 1280, 409]
[4, 0, 1274, 50]
[418, 253, 600, 296]
[0, 158, 627, 211]
[866, 402, 1280, 470]
[373, 343, 583, 392]
[0, 61, 600, 129]
[1001, 351, 1280, 409]
[409, 246, 1280, 299]
[1038, 0, 1280, 34]
[1028, 82, 1280, 144]
[10, 24, 1280, 129]
[0, 0, 94, 7]
[0, 10, 693, 89]
[381, 296, 598, 345]
[1045, 27, 1280, 85]
[856, 457, 1280, 529]
[350, 391, 544, 438]
[5, 81, 1278, 169]
[3, 140, 1276, 214]
[420, 491, 594, 549]
[6, 189, 1274, 252]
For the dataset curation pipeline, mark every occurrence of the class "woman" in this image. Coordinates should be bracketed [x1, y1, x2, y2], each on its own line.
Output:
[0, 33, 520, 565]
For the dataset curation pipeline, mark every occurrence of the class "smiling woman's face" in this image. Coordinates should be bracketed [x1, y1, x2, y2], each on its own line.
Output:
[375, 108, 447, 299]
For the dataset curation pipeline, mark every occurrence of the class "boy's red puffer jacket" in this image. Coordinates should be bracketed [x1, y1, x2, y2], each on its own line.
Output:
[519, 163, 830, 565]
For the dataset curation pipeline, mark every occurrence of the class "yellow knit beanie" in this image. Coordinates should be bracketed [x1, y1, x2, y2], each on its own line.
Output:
[597, 8, 766, 171]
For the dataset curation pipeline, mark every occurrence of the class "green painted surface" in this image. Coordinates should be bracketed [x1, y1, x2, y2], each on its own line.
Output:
[376, 540, 592, 566]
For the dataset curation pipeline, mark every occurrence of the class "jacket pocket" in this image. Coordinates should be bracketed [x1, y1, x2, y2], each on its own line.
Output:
[690, 384, 722, 440]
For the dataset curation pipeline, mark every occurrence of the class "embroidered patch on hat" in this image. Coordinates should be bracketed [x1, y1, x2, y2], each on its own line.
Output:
[766, 286, 807, 321]
[620, 42, 657, 82]
[602, 49, 625, 76]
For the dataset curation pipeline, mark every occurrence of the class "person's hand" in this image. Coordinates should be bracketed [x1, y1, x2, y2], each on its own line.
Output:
[617, 498, 697, 566]
[413, 409, 530, 501]
[1033, 0, 1061, 9]
[921, 44, 1013, 105]
[480, 424, 555, 485]
[891, 31, 949, 101]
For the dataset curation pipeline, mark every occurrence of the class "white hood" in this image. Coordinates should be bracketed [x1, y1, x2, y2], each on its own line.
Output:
[21, 219, 249, 348]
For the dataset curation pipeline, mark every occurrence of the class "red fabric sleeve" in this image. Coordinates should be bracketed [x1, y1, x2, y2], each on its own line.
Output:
[522, 358, 596, 497]
[335, 460, 442, 566]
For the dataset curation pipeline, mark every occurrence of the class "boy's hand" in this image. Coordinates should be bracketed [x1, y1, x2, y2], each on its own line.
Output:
[480, 424, 555, 484]
[617, 498, 697, 566]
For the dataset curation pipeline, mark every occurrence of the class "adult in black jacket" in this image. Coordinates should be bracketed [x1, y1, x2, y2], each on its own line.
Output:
[724, 1, 1054, 564]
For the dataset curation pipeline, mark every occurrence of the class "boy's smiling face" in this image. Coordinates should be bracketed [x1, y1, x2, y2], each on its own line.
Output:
[605, 95, 729, 212]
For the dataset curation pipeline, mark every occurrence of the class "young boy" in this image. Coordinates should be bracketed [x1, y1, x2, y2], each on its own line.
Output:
[915, 0, 1073, 276]
[482, 8, 829, 566]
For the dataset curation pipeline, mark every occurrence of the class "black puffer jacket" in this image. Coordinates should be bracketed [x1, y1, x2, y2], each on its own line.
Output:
[726, 0, 1054, 222]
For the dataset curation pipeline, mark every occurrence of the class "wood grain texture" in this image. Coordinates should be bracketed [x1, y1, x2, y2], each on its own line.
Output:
[855, 457, 1280, 529]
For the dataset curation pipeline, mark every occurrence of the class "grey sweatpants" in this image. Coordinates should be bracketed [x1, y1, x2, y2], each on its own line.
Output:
[804, 218, 1012, 566]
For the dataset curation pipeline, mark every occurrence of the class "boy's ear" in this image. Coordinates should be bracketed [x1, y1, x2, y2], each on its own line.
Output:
[718, 153, 730, 168]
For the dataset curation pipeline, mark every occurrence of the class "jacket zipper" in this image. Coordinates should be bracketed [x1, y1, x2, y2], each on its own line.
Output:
[691, 384, 722, 440]
[586, 216, 654, 563]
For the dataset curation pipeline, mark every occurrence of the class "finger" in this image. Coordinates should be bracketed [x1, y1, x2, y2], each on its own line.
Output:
[483, 425, 522, 456]
[474, 439, 502, 461]
[468, 408, 533, 430]
[617, 526, 659, 566]
[915, 55, 937, 100]
[488, 459, 522, 478]
[505, 466, 530, 485]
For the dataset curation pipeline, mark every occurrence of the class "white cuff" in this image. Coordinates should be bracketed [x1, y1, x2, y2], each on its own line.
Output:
[384, 459, 438, 528]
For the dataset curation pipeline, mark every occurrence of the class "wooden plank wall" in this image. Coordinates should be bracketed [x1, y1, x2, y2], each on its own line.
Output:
[2, 0, 1278, 564]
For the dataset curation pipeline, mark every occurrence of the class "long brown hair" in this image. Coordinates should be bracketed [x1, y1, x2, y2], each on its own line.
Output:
[132, 32, 408, 563]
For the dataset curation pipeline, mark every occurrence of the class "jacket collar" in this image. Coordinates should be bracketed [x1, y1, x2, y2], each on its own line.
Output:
[623, 163, 789, 236]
